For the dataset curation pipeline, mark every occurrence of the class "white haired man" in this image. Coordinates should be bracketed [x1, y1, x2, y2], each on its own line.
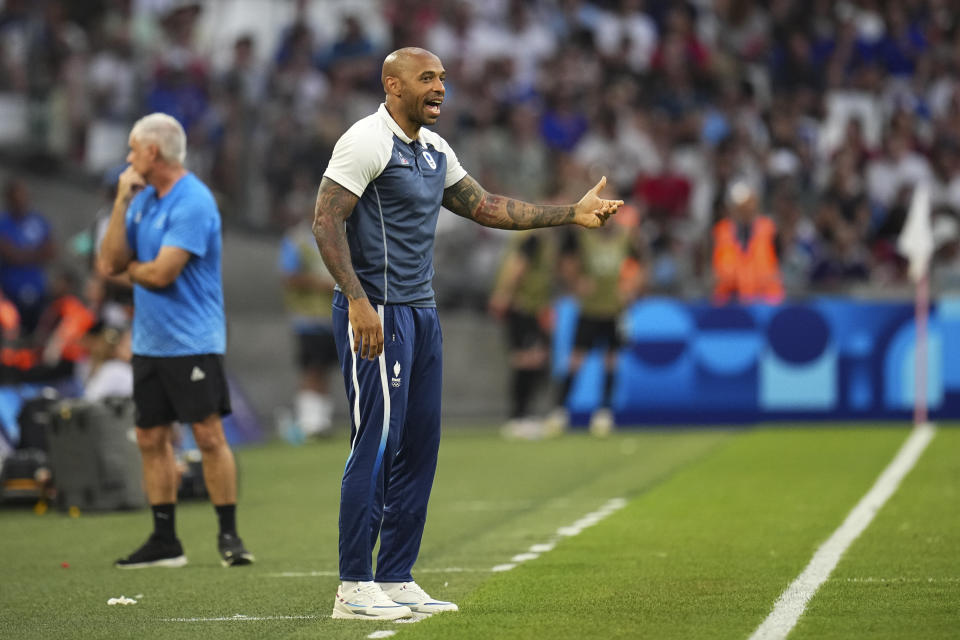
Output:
[99, 113, 254, 568]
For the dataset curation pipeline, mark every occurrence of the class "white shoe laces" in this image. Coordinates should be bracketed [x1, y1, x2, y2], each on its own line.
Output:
[352, 582, 397, 606]
[391, 581, 431, 601]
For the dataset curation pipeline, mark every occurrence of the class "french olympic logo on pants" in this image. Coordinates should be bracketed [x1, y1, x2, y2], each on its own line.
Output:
[391, 361, 402, 388]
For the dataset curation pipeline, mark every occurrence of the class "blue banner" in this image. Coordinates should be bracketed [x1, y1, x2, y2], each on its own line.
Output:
[554, 296, 958, 424]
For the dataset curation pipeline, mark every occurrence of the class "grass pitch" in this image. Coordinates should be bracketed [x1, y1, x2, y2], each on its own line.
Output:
[0, 424, 957, 639]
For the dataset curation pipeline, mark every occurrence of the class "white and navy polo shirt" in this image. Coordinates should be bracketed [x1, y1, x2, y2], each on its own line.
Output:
[323, 103, 467, 307]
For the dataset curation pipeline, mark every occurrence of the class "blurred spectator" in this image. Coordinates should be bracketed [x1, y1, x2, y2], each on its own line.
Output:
[867, 131, 932, 209]
[592, 0, 658, 75]
[575, 105, 658, 198]
[932, 208, 960, 289]
[326, 14, 376, 71]
[771, 186, 818, 294]
[811, 218, 872, 290]
[34, 267, 96, 378]
[82, 325, 133, 402]
[711, 181, 784, 305]
[469, 102, 552, 201]
[0, 177, 56, 332]
[0, 0, 955, 299]
[219, 34, 267, 113]
[24, 1, 87, 163]
[539, 90, 589, 153]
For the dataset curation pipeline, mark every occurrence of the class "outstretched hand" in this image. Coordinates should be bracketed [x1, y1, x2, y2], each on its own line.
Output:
[573, 176, 624, 228]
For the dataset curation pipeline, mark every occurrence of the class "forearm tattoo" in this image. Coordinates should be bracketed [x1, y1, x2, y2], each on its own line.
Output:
[443, 176, 575, 230]
[313, 177, 366, 300]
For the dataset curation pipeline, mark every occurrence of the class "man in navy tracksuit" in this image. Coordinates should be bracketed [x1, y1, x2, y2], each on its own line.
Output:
[313, 47, 623, 620]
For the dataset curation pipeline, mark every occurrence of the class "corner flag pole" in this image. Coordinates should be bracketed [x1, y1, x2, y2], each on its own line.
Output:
[898, 182, 933, 428]
[914, 270, 929, 427]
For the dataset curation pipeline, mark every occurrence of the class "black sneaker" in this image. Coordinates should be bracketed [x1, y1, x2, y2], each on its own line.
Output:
[115, 534, 187, 569]
[218, 532, 254, 567]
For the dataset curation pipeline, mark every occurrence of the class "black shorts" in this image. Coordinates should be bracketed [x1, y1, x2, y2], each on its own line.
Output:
[132, 354, 232, 428]
[573, 315, 622, 351]
[506, 309, 547, 351]
[296, 326, 338, 370]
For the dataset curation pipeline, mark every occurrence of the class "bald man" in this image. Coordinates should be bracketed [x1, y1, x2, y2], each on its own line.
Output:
[314, 48, 622, 620]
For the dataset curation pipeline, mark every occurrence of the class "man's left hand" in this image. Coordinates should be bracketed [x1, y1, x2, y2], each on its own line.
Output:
[573, 176, 624, 228]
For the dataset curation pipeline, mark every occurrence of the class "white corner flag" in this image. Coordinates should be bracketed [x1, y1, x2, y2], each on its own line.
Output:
[897, 182, 933, 282]
[896, 182, 934, 427]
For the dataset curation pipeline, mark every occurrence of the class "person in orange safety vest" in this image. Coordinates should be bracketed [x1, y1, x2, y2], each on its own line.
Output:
[711, 181, 784, 305]
[0, 290, 37, 371]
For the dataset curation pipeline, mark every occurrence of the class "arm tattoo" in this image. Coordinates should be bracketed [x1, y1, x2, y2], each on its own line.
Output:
[312, 177, 366, 300]
[443, 175, 576, 230]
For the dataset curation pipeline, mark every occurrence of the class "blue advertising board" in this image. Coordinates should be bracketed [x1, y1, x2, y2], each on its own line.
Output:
[554, 296, 959, 425]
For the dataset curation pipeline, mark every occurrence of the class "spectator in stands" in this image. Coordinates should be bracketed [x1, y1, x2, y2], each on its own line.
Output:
[539, 90, 589, 153]
[0, 177, 56, 333]
[811, 218, 872, 290]
[0, 288, 29, 382]
[711, 181, 784, 305]
[0, 0, 956, 296]
[82, 325, 133, 402]
[327, 14, 376, 70]
[34, 267, 96, 380]
[575, 105, 658, 198]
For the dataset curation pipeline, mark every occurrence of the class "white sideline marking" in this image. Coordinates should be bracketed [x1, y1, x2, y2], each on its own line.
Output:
[748, 423, 936, 640]
[369, 612, 432, 637]
[489, 497, 627, 573]
[163, 614, 323, 622]
[844, 577, 960, 583]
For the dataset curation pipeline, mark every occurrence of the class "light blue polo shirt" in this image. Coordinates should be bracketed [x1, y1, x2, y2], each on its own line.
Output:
[323, 103, 467, 306]
[125, 173, 226, 356]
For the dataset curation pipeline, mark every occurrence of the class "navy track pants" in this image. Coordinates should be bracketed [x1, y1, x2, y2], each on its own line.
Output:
[332, 291, 443, 581]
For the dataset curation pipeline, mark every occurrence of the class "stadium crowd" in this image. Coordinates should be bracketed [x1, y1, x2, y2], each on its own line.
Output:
[0, 0, 958, 311]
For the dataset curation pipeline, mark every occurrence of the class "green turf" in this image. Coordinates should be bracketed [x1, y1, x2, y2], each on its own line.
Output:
[403, 426, 923, 640]
[793, 427, 960, 640]
[0, 424, 956, 640]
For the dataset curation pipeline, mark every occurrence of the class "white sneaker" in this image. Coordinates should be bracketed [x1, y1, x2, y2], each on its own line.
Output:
[331, 581, 413, 620]
[378, 581, 459, 614]
[589, 407, 614, 437]
[542, 407, 569, 437]
[500, 417, 544, 440]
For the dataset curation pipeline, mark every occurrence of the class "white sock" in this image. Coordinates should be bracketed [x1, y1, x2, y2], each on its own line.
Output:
[340, 580, 359, 592]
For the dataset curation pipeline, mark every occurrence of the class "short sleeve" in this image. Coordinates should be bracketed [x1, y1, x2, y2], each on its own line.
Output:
[322, 122, 391, 197]
[163, 198, 212, 257]
[440, 142, 467, 188]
